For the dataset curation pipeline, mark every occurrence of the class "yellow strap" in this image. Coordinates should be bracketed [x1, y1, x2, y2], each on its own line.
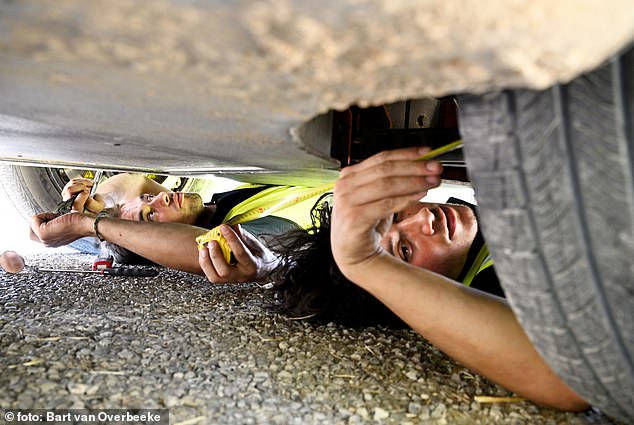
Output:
[462, 244, 494, 287]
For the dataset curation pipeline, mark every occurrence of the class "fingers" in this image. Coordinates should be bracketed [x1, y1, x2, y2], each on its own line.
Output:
[337, 174, 437, 206]
[347, 150, 441, 177]
[338, 148, 442, 199]
[197, 225, 257, 283]
[72, 190, 90, 212]
[220, 225, 257, 265]
[62, 179, 94, 200]
[84, 196, 104, 214]
[339, 189, 428, 217]
[68, 177, 94, 185]
[198, 241, 245, 283]
[219, 225, 260, 279]
[30, 212, 60, 227]
[342, 160, 442, 193]
[340, 146, 431, 176]
[29, 212, 59, 244]
[335, 168, 441, 212]
[330, 147, 444, 273]
[198, 241, 222, 282]
[334, 147, 443, 221]
[332, 191, 428, 237]
[29, 227, 42, 243]
[71, 189, 104, 214]
[26, 212, 89, 248]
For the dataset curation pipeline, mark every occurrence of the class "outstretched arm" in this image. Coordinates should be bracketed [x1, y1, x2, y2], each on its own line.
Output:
[30, 212, 205, 273]
[95, 216, 207, 273]
[330, 147, 589, 411]
[30, 212, 272, 281]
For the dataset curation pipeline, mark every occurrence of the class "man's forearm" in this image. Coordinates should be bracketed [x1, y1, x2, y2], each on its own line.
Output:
[95, 217, 206, 274]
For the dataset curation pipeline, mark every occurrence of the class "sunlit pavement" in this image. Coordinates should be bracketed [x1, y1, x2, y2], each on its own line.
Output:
[0, 252, 615, 424]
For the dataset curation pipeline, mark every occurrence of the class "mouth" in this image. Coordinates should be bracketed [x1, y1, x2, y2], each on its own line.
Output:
[439, 206, 456, 239]
[174, 193, 182, 209]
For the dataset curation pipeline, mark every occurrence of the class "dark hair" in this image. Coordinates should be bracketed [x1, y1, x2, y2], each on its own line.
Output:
[270, 203, 405, 328]
[98, 205, 154, 265]
[100, 240, 153, 265]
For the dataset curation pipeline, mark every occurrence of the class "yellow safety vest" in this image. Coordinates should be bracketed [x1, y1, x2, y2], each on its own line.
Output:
[462, 244, 494, 287]
[196, 183, 334, 262]
[222, 184, 332, 229]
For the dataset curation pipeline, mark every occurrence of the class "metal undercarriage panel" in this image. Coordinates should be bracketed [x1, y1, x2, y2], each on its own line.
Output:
[1, 0, 633, 173]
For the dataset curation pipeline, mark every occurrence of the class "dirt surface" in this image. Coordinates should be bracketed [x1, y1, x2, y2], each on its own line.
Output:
[0, 252, 623, 424]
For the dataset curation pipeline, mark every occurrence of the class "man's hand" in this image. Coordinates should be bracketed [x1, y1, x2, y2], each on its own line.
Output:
[198, 224, 280, 283]
[331, 147, 443, 279]
[62, 177, 94, 200]
[29, 212, 95, 247]
[62, 177, 103, 213]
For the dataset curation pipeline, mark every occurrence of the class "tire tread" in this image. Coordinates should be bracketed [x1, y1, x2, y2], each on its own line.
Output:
[459, 46, 634, 421]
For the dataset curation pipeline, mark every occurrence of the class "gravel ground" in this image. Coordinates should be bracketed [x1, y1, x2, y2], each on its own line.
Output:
[0, 253, 623, 424]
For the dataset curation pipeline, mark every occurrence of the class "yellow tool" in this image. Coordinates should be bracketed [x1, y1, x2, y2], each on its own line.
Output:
[415, 139, 463, 161]
[196, 140, 463, 264]
[198, 226, 235, 264]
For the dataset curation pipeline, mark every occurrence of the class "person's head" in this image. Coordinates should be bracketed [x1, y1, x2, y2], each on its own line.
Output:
[381, 201, 478, 279]
[119, 191, 204, 225]
[272, 199, 479, 326]
[97, 191, 210, 265]
[271, 203, 406, 327]
[96, 206, 154, 265]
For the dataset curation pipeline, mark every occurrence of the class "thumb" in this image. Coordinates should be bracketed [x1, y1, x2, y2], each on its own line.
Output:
[32, 212, 60, 224]
[29, 212, 59, 241]
[73, 190, 90, 212]
[29, 227, 42, 243]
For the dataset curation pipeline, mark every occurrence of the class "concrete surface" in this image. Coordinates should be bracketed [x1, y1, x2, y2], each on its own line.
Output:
[0, 252, 623, 424]
[1, 0, 633, 173]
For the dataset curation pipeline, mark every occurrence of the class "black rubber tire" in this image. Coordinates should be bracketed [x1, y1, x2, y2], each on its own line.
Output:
[458, 46, 634, 421]
[0, 165, 70, 215]
[0, 164, 100, 253]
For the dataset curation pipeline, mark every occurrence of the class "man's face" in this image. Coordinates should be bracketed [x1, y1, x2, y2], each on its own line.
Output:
[380, 201, 478, 279]
[120, 192, 204, 225]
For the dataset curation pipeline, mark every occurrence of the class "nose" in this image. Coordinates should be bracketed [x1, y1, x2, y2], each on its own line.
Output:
[397, 207, 435, 235]
[149, 192, 171, 207]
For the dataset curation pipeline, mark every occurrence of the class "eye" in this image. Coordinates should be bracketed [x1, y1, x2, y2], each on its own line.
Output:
[399, 242, 410, 262]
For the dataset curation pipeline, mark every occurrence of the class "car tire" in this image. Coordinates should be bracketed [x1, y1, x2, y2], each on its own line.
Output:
[0, 164, 100, 253]
[458, 46, 634, 421]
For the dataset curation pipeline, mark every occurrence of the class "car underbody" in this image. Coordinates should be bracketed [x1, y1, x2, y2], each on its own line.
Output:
[1, 0, 633, 176]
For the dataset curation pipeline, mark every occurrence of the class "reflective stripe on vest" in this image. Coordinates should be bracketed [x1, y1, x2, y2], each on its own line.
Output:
[462, 244, 494, 287]
[222, 184, 334, 228]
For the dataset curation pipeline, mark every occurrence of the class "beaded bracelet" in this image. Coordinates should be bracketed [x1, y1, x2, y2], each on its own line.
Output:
[93, 211, 109, 242]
